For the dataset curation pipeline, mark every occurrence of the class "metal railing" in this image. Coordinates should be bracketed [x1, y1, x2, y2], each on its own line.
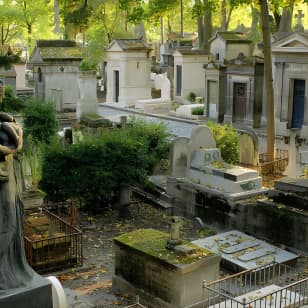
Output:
[240, 149, 289, 185]
[186, 263, 308, 308]
[24, 208, 83, 273]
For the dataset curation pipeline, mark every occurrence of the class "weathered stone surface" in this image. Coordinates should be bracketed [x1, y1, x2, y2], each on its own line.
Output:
[274, 177, 308, 194]
[113, 229, 220, 308]
[0, 279, 52, 308]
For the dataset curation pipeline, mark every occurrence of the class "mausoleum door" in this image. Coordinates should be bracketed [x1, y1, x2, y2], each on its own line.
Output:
[114, 70, 119, 102]
[291, 79, 305, 129]
[176, 65, 182, 96]
[233, 83, 246, 122]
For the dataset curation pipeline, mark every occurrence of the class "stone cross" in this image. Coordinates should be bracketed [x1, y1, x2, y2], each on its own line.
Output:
[294, 10, 304, 32]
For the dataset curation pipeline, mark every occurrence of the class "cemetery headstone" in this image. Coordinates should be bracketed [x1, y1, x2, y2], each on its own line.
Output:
[77, 71, 98, 121]
[284, 129, 303, 177]
[239, 130, 259, 166]
[169, 137, 189, 177]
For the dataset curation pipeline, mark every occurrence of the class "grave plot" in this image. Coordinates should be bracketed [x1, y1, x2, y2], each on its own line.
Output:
[202, 262, 308, 308]
[23, 208, 83, 273]
[193, 230, 298, 272]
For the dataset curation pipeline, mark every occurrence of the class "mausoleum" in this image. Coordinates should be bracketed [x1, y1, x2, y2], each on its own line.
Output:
[29, 40, 83, 111]
[205, 32, 264, 126]
[106, 39, 152, 107]
[173, 48, 210, 103]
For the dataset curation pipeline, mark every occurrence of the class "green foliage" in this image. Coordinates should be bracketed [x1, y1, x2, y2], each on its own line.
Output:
[192, 106, 204, 115]
[0, 55, 20, 69]
[0, 85, 25, 113]
[40, 119, 170, 208]
[22, 98, 58, 144]
[79, 59, 97, 71]
[187, 92, 196, 102]
[21, 134, 45, 189]
[207, 121, 239, 164]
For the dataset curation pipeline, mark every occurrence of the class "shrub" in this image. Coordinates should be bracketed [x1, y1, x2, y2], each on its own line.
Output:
[40, 119, 170, 208]
[187, 92, 196, 102]
[192, 106, 204, 115]
[0, 85, 25, 113]
[207, 121, 239, 164]
[23, 98, 58, 143]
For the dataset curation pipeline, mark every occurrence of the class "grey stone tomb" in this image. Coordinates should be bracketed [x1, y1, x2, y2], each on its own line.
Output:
[168, 125, 265, 201]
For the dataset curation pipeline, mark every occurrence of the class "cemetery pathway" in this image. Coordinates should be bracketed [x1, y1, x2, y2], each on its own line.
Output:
[54, 200, 205, 308]
[98, 103, 199, 138]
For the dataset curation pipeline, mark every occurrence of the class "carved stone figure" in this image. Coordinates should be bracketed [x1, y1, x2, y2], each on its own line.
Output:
[0, 112, 40, 290]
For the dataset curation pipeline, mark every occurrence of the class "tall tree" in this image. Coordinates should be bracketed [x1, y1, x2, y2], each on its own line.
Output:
[0, 3, 21, 47]
[192, 0, 216, 50]
[220, 0, 251, 31]
[259, 0, 275, 162]
[15, 0, 52, 47]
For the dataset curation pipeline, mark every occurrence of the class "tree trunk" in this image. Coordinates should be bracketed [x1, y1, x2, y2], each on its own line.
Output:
[195, 0, 204, 47]
[259, 0, 275, 162]
[160, 16, 164, 44]
[203, 0, 212, 52]
[221, 0, 227, 31]
[180, 0, 184, 37]
[54, 0, 60, 34]
[278, 1, 294, 32]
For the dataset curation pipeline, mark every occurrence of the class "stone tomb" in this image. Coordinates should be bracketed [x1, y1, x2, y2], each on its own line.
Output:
[135, 73, 172, 113]
[167, 126, 265, 215]
[187, 148, 262, 196]
[193, 230, 298, 272]
[113, 229, 220, 308]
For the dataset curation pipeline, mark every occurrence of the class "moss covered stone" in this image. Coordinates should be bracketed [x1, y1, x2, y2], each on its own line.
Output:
[114, 229, 213, 265]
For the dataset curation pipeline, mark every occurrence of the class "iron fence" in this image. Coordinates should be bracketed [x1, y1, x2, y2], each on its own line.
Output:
[24, 208, 83, 273]
[186, 263, 308, 308]
[240, 149, 289, 184]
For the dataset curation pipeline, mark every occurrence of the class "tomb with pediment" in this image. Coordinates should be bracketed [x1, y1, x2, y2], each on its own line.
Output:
[272, 30, 308, 145]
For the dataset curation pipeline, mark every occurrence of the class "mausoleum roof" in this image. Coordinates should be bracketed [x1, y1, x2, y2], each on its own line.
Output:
[29, 40, 83, 63]
[174, 47, 209, 56]
[109, 39, 152, 51]
[209, 31, 252, 44]
[272, 31, 308, 53]
[38, 47, 83, 60]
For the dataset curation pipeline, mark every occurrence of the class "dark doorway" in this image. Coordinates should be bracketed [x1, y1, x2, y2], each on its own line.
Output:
[114, 70, 119, 102]
[176, 65, 182, 96]
[233, 83, 247, 122]
[291, 79, 305, 129]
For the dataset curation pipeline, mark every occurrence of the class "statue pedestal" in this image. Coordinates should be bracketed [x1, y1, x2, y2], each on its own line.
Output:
[0, 279, 53, 308]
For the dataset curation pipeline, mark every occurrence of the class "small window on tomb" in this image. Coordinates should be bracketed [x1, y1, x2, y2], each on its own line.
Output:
[215, 53, 220, 61]
[38, 67, 42, 82]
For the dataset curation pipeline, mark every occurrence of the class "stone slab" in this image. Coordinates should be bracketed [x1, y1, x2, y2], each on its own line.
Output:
[0, 278, 53, 308]
[274, 177, 308, 194]
[193, 230, 298, 271]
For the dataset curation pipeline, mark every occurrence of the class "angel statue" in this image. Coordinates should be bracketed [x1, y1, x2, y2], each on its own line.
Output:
[0, 112, 40, 290]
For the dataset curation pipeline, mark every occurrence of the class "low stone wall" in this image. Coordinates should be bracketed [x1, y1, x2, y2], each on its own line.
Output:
[167, 179, 308, 254]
